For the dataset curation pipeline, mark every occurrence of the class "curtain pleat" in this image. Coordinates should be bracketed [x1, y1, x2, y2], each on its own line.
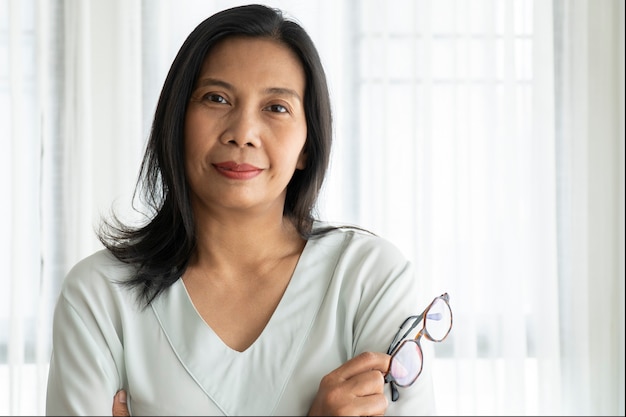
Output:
[8, 0, 38, 414]
[553, 0, 625, 414]
[35, 0, 63, 413]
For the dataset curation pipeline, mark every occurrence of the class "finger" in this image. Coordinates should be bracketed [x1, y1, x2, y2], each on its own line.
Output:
[112, 390, 130, 417]
[345, 368, 386, 397]
[350, 391, 389, 417]
[333, 351, 392, 382]
[310, 375, 389, 417]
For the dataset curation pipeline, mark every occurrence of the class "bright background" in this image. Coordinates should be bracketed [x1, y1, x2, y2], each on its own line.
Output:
[1, 0, 624, 415]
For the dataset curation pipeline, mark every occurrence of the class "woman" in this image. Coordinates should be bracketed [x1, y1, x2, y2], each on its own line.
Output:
[46, 4, 435, 416]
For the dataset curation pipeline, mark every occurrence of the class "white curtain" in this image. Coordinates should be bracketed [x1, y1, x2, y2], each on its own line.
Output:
[1, 0, 623, 415]
[1, 0, 143, 414]
[348, 0, 561, 414]
[551, 0, 625, 414]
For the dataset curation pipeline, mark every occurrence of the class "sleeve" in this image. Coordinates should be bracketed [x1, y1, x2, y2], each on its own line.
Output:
[349, 236, 437, 416]
[46, 255, 126, 416]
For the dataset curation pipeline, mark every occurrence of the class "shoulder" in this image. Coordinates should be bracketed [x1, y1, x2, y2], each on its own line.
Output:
[311, 221, 409, 267]
[308, 223, 420, 356]
[59, 249, 136, 307]
[64, 249, 131, 286]
[308, 221, 414, 295]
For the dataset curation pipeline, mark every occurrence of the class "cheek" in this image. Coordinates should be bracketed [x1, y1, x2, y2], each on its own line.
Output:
[183, 122, 210, 178]
[184, 111, 216, 156]
[290, 125, 308, 169]
[284, 135, 308, 170]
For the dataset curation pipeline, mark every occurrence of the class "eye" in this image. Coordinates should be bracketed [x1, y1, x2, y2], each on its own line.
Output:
[264, 104, 288, 113]
[203, 93, 229, 104]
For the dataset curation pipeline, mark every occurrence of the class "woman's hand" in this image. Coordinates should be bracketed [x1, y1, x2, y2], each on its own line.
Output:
[308, 351, 391, 416]
[112, 390, 130, 416]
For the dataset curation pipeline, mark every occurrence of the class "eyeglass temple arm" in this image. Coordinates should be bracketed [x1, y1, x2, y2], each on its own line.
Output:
[387, 311, 425, 354]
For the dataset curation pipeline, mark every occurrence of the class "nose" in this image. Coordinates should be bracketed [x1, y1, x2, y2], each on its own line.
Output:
[219, 108, 262, 148]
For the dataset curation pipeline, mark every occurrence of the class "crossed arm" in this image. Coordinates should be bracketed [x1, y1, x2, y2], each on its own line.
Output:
[110, 351, 392, 416]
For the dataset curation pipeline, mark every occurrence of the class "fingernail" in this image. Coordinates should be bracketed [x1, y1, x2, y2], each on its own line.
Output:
[118, 390, 127, 404]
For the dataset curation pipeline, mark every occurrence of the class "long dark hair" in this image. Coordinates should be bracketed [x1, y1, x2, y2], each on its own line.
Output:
[98, 4, 333, 306]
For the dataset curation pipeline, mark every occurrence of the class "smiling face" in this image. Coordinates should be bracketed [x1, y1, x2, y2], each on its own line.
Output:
[184, 36, 308, 220]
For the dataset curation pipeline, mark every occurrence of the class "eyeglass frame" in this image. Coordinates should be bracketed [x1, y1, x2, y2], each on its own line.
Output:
[384, 292, 452, 402]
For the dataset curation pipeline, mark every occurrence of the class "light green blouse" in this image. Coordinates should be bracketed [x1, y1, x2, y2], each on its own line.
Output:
[46, 224, 435, 415]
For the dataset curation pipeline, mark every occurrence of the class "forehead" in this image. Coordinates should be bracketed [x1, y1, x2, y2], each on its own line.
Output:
[197, 36, 306, 90]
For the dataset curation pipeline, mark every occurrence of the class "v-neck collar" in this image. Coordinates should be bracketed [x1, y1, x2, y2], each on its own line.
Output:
[150, 231, 345, 415]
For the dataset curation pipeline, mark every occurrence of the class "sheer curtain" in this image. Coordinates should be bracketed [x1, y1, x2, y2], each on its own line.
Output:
[1, 0, 623, 416]
[350, 0, 560, 414]
[1, 0, 143, 414]
[552, 0, 625, 414]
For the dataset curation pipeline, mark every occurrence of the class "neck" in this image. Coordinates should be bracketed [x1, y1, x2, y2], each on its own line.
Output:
[190, 212, 305, 271]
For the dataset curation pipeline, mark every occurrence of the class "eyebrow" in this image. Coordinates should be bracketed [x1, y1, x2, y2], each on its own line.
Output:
[196, 77, 302, 103]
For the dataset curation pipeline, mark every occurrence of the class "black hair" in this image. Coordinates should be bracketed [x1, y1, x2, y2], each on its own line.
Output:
[97, 4, 334, 307]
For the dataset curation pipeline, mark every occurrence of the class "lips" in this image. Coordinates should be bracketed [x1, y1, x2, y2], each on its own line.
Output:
[213, 161, 263, 180]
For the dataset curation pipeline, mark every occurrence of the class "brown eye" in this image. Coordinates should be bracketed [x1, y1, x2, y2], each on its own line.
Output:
[265, 104, 288, 113]
[203, 93, 228, 104]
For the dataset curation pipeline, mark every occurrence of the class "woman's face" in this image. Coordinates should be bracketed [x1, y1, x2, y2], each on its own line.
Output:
[184, 36, 307, 219]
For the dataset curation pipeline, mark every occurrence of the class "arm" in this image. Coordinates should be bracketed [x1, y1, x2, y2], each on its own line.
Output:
[46, 253, 127, 415]
[348, 236, 437, 415]
[307, 231, 436, 416]
[46, 295, 122, 414]
[110, 353, 393, 417]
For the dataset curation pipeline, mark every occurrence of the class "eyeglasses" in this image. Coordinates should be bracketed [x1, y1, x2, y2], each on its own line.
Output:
[384, 292, 452, 402]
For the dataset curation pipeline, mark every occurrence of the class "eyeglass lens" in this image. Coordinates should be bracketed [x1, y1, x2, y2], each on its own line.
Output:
[425, 297, 452, 342]
[390, 340, 423, 386]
